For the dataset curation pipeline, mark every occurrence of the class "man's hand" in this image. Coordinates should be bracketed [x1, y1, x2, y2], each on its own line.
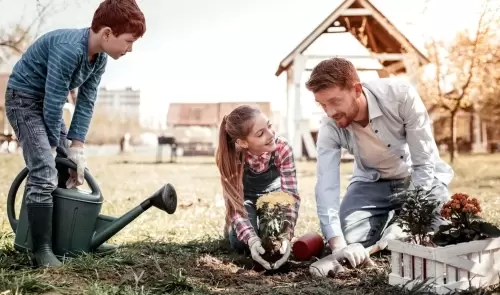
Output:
[248, 236, 272, 270]
[331, 243, 376, 269]
[272, 238, 291, 269]
[66, 141, 87, 188]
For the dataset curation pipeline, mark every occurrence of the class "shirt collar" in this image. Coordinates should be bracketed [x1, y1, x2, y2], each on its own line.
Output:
[362, 85, 383, 120]
[246, 150, 271, 161]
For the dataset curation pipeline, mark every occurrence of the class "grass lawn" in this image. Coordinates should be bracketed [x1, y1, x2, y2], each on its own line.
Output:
[1, 152, 500, 294]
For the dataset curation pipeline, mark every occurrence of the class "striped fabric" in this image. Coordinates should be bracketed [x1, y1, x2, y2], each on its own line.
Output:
[8, 27, 108, 146]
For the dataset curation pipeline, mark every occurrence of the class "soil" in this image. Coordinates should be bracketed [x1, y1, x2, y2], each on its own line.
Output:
[261, 236, 283, 264]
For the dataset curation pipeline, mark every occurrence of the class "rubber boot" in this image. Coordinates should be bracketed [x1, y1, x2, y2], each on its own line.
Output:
[95, 243, 118, 255]
[27, 203, 62, 268]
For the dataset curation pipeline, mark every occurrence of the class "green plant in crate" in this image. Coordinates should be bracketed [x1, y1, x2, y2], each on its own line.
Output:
[391, 185, 442, 246]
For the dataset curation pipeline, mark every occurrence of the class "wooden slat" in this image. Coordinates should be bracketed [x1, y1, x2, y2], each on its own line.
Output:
[340, 8, 372, 16]
[391, 252, 402, 276]
[403, 254, 412, 279]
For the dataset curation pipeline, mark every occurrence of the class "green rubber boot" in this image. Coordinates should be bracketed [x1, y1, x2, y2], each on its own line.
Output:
[95, 243, 118, 255]
[27, 204, 62, 268]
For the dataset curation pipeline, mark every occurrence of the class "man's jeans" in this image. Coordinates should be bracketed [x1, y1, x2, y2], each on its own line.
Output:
[339, 177, 449, 247]
[5, 88, 68, 204]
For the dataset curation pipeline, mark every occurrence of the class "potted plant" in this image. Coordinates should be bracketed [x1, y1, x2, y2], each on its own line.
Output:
[256, 191, 295, 265]
[387, 187, 500, 294]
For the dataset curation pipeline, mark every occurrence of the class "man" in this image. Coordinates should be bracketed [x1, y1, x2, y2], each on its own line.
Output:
[306, 58, 454, 275]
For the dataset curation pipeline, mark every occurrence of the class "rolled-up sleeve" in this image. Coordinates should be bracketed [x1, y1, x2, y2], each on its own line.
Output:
[315, 119, 343, 241]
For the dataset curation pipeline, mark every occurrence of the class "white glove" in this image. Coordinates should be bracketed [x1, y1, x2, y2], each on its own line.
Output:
[248, 236, 271, 270]
[51, 147, 57, 159]
[310, 254, 345, 277]
[331, 243, 376, 268]
[66, 145, 87, 189]
[272, 238, 291, 270]
[375, 223, 408, 250]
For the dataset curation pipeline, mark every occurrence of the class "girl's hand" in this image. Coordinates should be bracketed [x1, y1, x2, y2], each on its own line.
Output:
[272, 238, 291, 269]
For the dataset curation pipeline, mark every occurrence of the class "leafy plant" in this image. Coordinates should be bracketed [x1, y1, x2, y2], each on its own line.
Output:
[432, 193, 500, 246]
[258, 202, 290, 239]
[391, 185, 442, 246]
[256, 191, 295, 264]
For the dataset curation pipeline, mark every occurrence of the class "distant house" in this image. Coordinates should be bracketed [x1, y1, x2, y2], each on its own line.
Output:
[165, 102, 273, 156]
[166, 102, 273, 128]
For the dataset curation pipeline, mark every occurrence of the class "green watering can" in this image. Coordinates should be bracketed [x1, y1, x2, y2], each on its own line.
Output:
[7, 148, 178, 258]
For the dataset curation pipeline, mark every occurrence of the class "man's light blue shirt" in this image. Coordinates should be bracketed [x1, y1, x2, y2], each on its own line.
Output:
[315, 78, 454, 241]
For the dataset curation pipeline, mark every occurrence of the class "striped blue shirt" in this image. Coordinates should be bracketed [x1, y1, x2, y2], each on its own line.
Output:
[8, 27, 107, 146]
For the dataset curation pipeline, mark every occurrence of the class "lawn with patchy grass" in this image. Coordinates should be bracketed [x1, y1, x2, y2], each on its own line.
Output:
[1, 152, 500, 294]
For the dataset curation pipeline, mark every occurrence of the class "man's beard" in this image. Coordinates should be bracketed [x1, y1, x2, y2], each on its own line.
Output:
[335, 99, 359, 128]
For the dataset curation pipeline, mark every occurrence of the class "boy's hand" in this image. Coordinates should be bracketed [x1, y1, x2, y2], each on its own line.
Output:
[66, 142, 87, 188]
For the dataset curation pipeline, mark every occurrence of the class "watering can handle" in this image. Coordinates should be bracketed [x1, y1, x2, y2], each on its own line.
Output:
[6, 157, 101, 232]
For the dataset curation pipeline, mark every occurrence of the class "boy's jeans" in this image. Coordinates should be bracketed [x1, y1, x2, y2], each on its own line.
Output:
[5, 88, 68, 204]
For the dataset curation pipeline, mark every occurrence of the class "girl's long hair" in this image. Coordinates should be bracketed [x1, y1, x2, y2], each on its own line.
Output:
[215, 105, 260, 228]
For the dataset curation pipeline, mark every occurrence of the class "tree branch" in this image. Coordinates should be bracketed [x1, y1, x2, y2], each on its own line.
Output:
[0, 0, 53, 64]
[454, 2, 490, 105]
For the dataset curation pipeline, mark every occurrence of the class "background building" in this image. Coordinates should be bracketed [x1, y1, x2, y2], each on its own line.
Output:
[96, 86, 141, 122]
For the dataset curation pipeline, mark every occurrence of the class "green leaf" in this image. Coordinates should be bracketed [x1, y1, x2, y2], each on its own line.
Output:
[478, 221, 500, 238]
[449, 230, 461, 238]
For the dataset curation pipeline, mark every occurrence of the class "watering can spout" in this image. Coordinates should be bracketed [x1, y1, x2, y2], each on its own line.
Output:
[90, 184, 177, 249]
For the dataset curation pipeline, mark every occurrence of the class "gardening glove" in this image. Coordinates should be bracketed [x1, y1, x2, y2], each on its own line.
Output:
[310, 254, 345, 277]
[272, 238, 291, 270]
[331, 243, 376, 269]
[375, 222, 408, 251]
[248, 236, 272, 270]
[66, 145, 87, 189]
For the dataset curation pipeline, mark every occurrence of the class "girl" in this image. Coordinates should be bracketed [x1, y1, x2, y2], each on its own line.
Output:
[215, 105, 301, 270]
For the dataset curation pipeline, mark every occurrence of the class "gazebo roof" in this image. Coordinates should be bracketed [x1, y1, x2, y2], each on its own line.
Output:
[275, 0, 430, 77]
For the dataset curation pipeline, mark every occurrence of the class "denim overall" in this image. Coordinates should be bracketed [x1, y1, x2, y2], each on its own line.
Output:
[228, 150, 281, 253]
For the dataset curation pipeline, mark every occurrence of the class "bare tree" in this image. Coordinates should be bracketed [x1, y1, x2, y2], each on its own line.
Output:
[0, 0, 55, 66]
[418, 0, 499, 163]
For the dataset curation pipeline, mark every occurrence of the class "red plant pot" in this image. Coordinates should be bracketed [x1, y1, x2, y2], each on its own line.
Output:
[292, 232, 325, 261]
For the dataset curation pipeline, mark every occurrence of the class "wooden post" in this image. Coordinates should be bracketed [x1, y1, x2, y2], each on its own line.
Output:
[292, 54, 306, 160]
[402, 53, 419, 87]
[286, 68, 294, 142]
[472, 111, 486, 153]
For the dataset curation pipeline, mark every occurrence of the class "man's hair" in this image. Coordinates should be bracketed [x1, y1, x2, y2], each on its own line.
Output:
[91, 0, 146, 38]
[305, 58, 360, 93]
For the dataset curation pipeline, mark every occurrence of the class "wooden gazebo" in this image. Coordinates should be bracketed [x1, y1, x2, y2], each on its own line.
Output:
[275, 0, 430, 159]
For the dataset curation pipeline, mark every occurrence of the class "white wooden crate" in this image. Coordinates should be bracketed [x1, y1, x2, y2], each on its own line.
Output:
[387, 238, 500, 294]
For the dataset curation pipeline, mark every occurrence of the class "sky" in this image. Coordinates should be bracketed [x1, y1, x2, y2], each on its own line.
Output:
[0, 0, 488, 126]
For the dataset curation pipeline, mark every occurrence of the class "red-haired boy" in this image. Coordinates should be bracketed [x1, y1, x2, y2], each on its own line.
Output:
[4, 0, 146, 267]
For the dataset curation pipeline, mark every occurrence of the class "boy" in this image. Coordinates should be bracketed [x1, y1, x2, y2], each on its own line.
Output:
[4, 0, 146, 267]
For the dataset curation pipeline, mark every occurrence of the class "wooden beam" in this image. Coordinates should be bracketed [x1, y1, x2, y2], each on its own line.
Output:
[365, 20, 379, 52]
[306, 53, 408, 61]
[276, 0, 357, 75]
[326, 26, 347, 33]
[305, 66, 383, 72]
[384, 61, 406, 73]
[358, 0, 415, 54]
[340, 8, 372, 16]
